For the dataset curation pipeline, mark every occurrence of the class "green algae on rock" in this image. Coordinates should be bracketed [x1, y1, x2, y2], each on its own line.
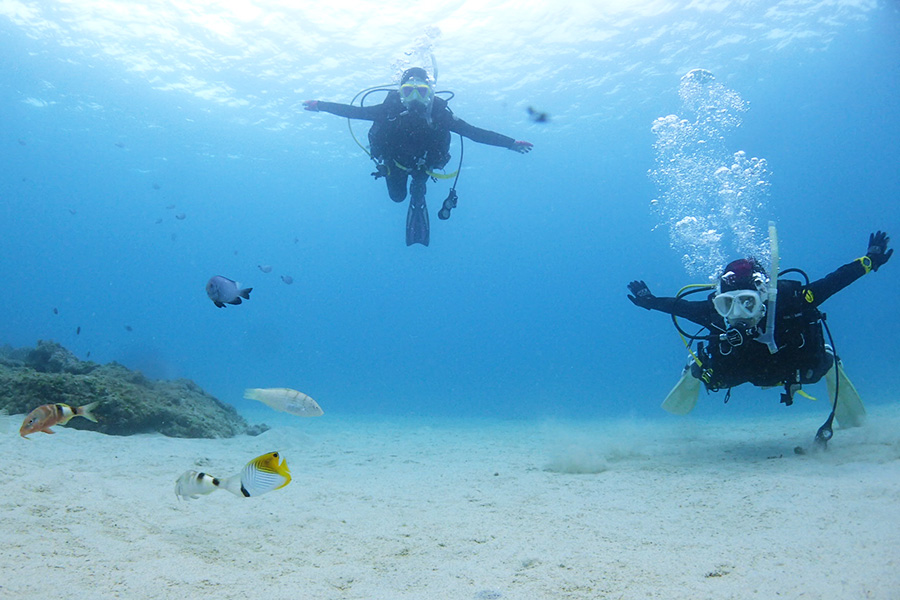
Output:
[0, 341, 268, 438]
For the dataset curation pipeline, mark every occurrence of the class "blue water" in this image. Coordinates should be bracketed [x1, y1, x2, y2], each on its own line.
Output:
[2, 1, 899, 423]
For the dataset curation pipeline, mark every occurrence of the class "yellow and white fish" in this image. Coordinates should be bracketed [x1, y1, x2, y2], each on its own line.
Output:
[19, 402, 99, 438]
[244, 388, 324, 417]
[174, 452, 291, 500]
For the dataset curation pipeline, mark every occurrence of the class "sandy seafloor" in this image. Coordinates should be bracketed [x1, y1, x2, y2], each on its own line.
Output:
[1, 403, 899, 600]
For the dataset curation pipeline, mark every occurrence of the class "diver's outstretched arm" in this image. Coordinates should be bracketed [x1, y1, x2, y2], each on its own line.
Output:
[626, 280, 710, 326]
[448, 116, 528, 151]
[303, 99, 385, 121]
[805, 230, 892, 307]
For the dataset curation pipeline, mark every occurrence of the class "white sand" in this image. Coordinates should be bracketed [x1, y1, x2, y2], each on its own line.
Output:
[2, 404, 899, 600]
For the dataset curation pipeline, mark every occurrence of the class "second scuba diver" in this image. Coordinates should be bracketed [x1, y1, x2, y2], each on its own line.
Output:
[626, 230, 893, 446]
[303, 67, 533, 247]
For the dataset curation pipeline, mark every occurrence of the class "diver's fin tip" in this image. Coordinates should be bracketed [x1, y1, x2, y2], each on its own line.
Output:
[661, 368, 701, 415]
[405, 198, 431, 247]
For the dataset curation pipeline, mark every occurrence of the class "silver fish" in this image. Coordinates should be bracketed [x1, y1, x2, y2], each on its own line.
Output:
[244, 388, 323, 417]
[206, 276, 252, 308]
[258, 264, 272, 273]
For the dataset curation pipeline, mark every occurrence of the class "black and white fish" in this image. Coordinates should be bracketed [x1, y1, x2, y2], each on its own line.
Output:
[174, 452, 291, 500]
[206, 276, 252, 308]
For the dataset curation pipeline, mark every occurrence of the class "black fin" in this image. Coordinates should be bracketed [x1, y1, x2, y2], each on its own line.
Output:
[406, 198, 430, 247]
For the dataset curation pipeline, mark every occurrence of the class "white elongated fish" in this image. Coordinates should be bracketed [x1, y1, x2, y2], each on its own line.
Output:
[244, 388, 324, 417]
[175, 452, 291, 500]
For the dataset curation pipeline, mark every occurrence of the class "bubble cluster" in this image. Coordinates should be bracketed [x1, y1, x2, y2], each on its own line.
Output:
[390, 28, 442, 83]
[649, 69, 770, 280]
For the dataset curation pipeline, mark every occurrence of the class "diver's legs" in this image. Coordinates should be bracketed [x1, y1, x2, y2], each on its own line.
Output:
[409, 170, 427, 201]
[405, 170, 430, 246]
[386, 168, 408, 203]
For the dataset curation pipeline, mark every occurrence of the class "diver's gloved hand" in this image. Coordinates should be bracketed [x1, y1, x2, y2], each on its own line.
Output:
[511, 141, 533, 154]
[370, 164, 388, 180]
[866, 230, 893, 271]
[627, 280, 655, 310]
[302, 100, 320, 112]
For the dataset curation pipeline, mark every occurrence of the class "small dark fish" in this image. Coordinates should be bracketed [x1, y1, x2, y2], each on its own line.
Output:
[18, 139, 27, 146]
[124, 325, 133, 332]
[68, 208, 77, 215]
[175, 213, 186, 220]
[206, 276, 252, 308]
[527, 106, 550, 123]
[53, 307, 58, 315]
[115, 141, 125, 148]
[152, 183, 160, 190]
[155, 218, 163, 224]
[258, 264, 272, 273]
[294, 237, 299, 244]
[86, 351, 91, 358]
[281, 275, 294, 285]
[76, 326, 81, 335]
[166, 204, 176, 210]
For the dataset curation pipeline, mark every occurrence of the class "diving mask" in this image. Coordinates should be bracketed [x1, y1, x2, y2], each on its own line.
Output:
[713, 290, 765, 325]
[400, 79, 433, 106]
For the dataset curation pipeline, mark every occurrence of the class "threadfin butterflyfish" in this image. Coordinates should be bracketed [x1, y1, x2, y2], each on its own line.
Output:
[174, 452, 291, 500]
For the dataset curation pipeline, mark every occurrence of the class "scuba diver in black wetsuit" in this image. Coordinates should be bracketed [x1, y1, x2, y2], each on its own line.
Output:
[303, 67, 533, 246]
[626, 230, 893, 447]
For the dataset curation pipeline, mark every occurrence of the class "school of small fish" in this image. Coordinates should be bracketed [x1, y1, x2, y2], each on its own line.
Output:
[8, 258, 315, 506]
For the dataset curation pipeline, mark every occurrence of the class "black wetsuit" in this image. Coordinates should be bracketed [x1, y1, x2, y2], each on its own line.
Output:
[315, 92, 517, 203]
[642, 259, 870, 393]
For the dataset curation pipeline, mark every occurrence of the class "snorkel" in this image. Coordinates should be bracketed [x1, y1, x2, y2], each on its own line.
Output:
[754, 221, 779, 354]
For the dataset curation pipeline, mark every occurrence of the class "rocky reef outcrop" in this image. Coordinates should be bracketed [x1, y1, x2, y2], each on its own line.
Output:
[0, 340, 268, 438]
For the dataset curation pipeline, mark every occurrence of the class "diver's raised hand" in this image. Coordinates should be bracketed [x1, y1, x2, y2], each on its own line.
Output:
[627, 280, 654, 310]
[303, 100, 320, 112]
[511, 140, 533, 154]
[867, 230, 893, 271]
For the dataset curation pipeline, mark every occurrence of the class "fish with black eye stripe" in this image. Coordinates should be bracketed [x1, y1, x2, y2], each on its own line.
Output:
[175, 452, 291, 500]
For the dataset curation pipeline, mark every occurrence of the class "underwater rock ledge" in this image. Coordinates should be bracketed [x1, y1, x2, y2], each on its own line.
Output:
[0, 340, 268, 438]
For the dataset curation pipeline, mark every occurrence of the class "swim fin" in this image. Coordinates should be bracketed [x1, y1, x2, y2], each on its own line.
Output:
[825, 360, 866, 428]
[406, 196, 430, 246]
[661, 364, 701, 415]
